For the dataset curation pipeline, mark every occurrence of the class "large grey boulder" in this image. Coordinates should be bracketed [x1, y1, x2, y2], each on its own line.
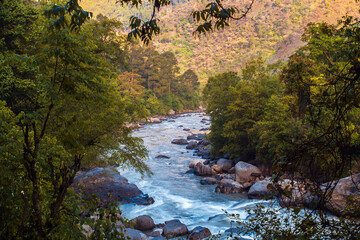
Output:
[189, 226, 211, 240]
[162, 220, 189, 238]
[71, 168, 154, 207]
[235, 161, 262, 183]
[322, 173, 360, 216]
[130, 215, 155, 231]
[194, 162, 215, 176]
[217, 159, 234, 172]
[248, 179, 274, 199]
[124, 228, 147, 240]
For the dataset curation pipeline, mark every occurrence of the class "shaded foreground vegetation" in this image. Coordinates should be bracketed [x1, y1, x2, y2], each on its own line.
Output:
[1, 0, 360, 239]
[0, 0, 199, 238]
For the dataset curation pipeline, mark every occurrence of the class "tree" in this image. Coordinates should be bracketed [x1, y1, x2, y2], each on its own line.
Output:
[43, 0, 255, 44]
[229, 16, 360, 240]
[178, 69, 200, 91]
[117, 71, 146, 98]
[0, 1, 149, 238]
[203, 71, 240, 156]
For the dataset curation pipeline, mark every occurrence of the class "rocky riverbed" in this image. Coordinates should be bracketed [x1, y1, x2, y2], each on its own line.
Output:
[73, 112, 360, 239]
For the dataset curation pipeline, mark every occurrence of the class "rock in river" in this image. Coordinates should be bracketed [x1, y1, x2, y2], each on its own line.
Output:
[248, 179, 274, 199]
[215, 179, 245, 194]
[155, 155, 170, 159]
[200, 177, 218, 185]
[189, 159, 203, 168]
[189, 226, 211, 240]
[171, 138, 188, 145]
[194, 162, 215, 176]
[187, 133, 205, 141]
[130, 215, 155, 231]
[322, 173, 360, 216]
[71, 167, 154, 207]
[149, 117, 162, 123]
[235, 161, 261, 183]
[124, 228, 147, 240]
[163, 220, 189, 238]
[217, 158, 234, 172]
[186, 140, 199, 149]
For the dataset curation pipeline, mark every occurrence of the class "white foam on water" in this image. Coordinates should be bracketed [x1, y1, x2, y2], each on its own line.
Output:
[118, 113, 273, 235]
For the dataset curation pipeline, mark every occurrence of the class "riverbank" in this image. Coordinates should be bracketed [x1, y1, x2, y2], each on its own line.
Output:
[75, 112, 360, 239]
[119, 112, 267, 236]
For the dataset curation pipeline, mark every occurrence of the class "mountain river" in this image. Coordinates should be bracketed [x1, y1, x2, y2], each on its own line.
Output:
[118, 113, 271, 236]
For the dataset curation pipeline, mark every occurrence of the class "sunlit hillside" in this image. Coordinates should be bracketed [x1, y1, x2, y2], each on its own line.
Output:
[81, 0, 360, 82]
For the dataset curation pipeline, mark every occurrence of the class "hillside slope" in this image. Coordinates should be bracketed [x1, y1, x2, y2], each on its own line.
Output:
[81, 0, 360, 82]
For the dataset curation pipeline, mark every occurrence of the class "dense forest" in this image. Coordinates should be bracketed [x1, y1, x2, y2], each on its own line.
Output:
[1, 0, 360, 239]
[82, 0, 359, 82]
[203, 17, 360, 238]
[0, 0, 198, 238]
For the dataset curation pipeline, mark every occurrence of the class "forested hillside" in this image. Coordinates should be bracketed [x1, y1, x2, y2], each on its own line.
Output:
[82, 0, 360, 82]
[203, 16, 360, 237]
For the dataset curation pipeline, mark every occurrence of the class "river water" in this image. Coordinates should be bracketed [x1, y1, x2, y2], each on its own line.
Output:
[118, 113, 269, 235]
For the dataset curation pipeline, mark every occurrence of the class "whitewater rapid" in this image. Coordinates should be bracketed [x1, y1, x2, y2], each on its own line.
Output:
[118, 113, 269, 235]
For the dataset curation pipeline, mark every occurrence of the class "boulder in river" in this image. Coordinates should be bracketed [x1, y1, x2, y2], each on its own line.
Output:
[148, 228, 163, 237]
[155, 155, 170, 159]
[162, 220, 189, 238]
[194, 162, 215, 176]
[217, 159, 234, 172]
[147, 228, 166, 237]
[71, 167, 154, 207]
[189, 159, 203, 169]
[196, 148, 211, 159]
[235, 161, 262, 183]
[187, 133, 205, 141]
[211, 164, 223, 173]
[183, 128, 191, 131]
[171, 138, 188, 145]
[215, 179, 245, 194]
[130, 215, 155, 231]
[321, 173, 360, 216]
[149, 117, 162, 123]
[248, 179, 274, 199]
[200, 177, 218, 185]
[124, 228, 147, 240]
[186, 140, 199, 149]
[189, 226, 211, 240]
